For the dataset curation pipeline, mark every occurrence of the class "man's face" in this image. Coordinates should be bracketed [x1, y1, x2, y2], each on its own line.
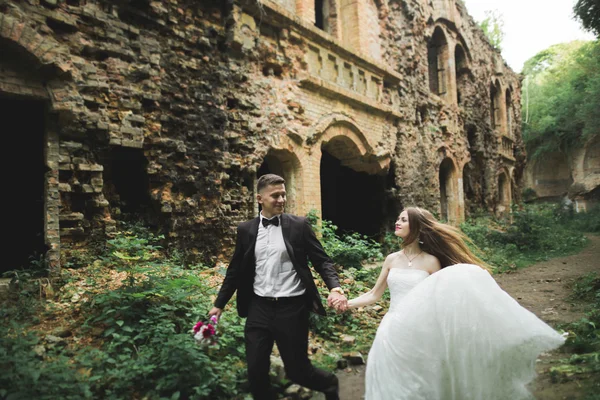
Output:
[257, 183, 286, 218]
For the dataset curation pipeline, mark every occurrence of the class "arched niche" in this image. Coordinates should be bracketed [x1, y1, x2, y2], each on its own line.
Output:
[257, 149, 303, 215]
[439, 157, 459, 223]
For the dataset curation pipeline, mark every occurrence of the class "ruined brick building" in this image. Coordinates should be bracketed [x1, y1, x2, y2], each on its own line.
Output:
[1, 0, 523, 274]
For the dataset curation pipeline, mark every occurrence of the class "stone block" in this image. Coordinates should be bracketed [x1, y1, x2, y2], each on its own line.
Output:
[58, 183, 72, 192]
[60, 227, 85, 236]
[342, 351, 365, 365]
[59, 213, 84, 221]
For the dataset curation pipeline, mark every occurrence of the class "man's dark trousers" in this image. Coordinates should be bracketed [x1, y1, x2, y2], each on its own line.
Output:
[245, 294, 339, 399]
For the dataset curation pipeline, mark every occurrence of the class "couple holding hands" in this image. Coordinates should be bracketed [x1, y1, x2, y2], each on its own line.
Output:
[209, 174, 565, 400]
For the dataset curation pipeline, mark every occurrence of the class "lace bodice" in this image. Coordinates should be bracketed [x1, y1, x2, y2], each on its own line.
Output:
[387, 268, 429, 312]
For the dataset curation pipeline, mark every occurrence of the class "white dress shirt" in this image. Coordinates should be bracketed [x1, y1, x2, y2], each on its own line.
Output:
[253, 213, 306, 297]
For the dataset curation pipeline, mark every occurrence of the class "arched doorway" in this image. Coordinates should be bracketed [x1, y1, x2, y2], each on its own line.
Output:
[497, 171, 511, 214]
[103, 147, 155, 225]
[3, 95, 48, 272]
[320, 149, 388, 237]
[439, 157, 457, 222]
[315, 123, 392, 238]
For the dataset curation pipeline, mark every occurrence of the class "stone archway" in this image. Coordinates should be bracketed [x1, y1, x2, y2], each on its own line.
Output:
[583, 139, 600, 177]
[527, 153, 572, 200]
[439, 157, 459, 223]
[258, 149, 303, 216]
[2, 94, 48, 273]
[0, 15, 77, 275]
[313, 121, 391, 238]
[497, 170, 511, 214]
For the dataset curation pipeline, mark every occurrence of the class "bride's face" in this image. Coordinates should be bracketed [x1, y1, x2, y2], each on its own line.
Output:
[395, 211, 410, 238]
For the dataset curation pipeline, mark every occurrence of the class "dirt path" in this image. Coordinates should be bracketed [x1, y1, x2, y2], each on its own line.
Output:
[326, 235, 600, 400]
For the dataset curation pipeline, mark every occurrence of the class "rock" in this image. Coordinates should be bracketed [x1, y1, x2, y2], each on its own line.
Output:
[45, 334, 67, 348]
[45, 334, 64, 343]
[269, 355, 285, 383]
[341, 334, 356, 345]
[343, 351, 365, 365]
[33, 344, 46, 357]
[284, 384, 313, 399]
[336, 358, 348, 369]
[52, 327, 72, 338]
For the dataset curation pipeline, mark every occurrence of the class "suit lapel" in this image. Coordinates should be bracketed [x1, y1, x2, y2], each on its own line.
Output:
[280, 214, 297, 265]
[244, 217, 260, 260]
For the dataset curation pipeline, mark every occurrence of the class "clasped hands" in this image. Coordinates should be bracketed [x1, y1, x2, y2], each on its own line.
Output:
[327, 291, 349, 313]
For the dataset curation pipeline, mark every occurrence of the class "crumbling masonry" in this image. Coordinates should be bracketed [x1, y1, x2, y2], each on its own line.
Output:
[0, 0, 523, 273]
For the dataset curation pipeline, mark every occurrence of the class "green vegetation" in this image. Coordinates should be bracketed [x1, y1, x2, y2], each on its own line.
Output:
[306, 209, 383, 269]
[1, 225, 248, 400]
[1, 204, 598, 398]
[462, 204, 589, 273]
[478, 9, 505, 50]
[574, 0, 600, 38]
[522, 39, 600, 158]
[550, 271, 600, 396]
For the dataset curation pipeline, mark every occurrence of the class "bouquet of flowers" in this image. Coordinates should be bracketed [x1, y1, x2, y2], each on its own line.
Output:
[192, 315, 218, 346]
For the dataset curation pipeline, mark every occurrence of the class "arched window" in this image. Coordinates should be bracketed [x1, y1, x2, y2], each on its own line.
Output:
[454, 44, 467, 105]
[314, 0, 338, 35]
[428, 28, 449, 96]
[505, 88, 513, 137]
[490, 80, 502, 130]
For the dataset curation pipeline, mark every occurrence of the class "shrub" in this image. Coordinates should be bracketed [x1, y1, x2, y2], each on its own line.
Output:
[306, 210, 383, 269]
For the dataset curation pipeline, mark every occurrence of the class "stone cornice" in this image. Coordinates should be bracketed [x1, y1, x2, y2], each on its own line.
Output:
[239, 0, 403, 85]
[299, 74, 403, 120]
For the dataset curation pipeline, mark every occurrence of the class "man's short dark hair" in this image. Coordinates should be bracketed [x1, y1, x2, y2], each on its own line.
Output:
[257, 174, 285, 193]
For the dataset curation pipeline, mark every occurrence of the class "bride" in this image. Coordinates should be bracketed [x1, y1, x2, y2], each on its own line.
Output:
[338, 207, 566, 400]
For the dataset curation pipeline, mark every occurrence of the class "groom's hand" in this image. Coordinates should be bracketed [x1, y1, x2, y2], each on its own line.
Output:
[327, 291, 348, 313]
[208, 307, 223, 320]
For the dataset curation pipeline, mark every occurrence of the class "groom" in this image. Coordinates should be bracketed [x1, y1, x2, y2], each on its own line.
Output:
[209, 173, 347, 400]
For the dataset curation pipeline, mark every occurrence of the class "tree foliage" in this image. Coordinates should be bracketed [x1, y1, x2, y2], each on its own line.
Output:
[574, 0, 600, 37]
[522, 40, 600, 158]
[478, 9, 505, 50]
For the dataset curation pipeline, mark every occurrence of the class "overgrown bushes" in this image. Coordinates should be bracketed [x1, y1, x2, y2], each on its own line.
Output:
[1, 225, 248, 400]
[2, 203, 599, 398]
[552, 272, 600, 395]
[461, 204, 589, 272]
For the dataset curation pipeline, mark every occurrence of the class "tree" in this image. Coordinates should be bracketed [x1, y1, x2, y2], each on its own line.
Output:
[521, 40, 600, 158]
[479, 9, 505, 50]
[574, 0, 600, 37]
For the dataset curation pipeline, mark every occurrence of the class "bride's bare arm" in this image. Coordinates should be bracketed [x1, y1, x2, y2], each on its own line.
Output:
[347, 254, 394, 309]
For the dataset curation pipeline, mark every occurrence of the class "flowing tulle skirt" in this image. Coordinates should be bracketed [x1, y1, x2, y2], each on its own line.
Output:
[365, 264, 565, 400]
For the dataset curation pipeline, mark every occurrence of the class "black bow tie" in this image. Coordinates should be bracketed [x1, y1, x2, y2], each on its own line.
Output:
[262, 217, 279, 228]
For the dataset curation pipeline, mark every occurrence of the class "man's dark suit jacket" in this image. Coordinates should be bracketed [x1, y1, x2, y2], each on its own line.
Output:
[214, 213, 340, 317]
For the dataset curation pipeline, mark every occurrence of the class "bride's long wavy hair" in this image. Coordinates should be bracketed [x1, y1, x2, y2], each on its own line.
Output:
[401, 207, 491, 270]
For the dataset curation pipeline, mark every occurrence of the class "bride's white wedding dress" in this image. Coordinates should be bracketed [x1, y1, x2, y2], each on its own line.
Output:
[364, 264, 566, 400]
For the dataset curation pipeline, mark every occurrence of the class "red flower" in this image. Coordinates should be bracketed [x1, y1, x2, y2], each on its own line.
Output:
[193, 321, 204, 334]
[202, 323, 215, 338]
